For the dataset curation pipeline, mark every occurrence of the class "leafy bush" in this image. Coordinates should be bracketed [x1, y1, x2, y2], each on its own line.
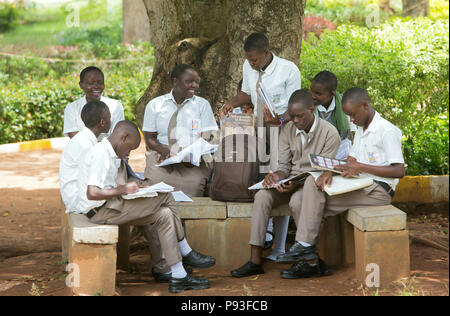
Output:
[300, 18, 449, 175]
[0, 1, 22, 32]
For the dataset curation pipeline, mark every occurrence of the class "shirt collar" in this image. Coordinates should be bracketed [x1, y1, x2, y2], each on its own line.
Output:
[364, 111, 382, 135]
[167, 90, 195, 106]
[296, 114, 318, 136]
[81, 127, 98, 145]
[263, 52, 278, 76]
[316, 96, 336, 114]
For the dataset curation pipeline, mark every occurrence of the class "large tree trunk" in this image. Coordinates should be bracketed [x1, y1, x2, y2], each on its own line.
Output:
[135, 0, 306, 128]
[402, 0, 430, 17]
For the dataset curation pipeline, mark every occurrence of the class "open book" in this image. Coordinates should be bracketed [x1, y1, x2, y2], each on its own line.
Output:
[309, 153, 359, 178]
[256, 82, 276, 118]
[248, 172, 310, 190]
[249, 171, 373, 196]
[122, 182, 174, 200]
[156, 138, 218, 167]
[308, 171, 373, 196]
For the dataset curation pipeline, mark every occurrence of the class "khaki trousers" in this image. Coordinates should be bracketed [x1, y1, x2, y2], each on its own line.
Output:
[250, 175, 392, 247]
[144, 150, 211, 197]
[90, 192, 185, 267]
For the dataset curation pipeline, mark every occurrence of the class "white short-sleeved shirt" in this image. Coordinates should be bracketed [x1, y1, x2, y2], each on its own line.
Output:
[63, 96, 125, 140]
[59, 127, 98, 213]
[142, 91, 219, 148]
[350, 112, 405, 189]
[76, 138, 121, 214]
[241, 53, 301, 116]
[316, 96, 357, 132]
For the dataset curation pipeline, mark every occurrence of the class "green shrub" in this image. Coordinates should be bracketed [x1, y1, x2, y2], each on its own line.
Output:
[300, 18, 449, 175]
[0, 1, 22, 32]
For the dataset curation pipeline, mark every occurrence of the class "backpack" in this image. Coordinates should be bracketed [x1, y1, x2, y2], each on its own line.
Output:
[209, 134, 262, 202]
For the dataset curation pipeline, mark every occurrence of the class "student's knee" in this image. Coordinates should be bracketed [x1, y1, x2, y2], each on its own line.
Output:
[254, 190, 275, 209]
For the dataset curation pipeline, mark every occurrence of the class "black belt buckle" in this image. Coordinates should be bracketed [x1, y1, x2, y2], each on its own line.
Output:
[375, 180, 395, 198]
[85, 209, 97, 219]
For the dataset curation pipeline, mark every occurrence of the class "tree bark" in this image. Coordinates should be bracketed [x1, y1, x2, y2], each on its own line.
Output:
[135, 0, 306, 128]
[402, 0, 430, 17]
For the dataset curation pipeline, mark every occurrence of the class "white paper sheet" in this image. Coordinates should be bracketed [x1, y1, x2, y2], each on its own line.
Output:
[156, 138, 218, 167]
[171, 191, 193, 202]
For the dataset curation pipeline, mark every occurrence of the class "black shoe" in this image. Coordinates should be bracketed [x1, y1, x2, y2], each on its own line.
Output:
[319, 258, 333, 276]
[169, 274, 210, 293]
[276, 242, 318, 263]
[152, 266, 194, 283]
[231, 261, 264, 278]
[182, 250, 216, 269]
[263, 231, 274, 250]
[280, 260, 321, 279]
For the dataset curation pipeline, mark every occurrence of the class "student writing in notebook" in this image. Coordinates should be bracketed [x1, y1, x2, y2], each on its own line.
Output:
[275, 87, 405, 279]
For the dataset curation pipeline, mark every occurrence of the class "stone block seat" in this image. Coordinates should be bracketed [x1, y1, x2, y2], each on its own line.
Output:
[62, 198, 410, 295]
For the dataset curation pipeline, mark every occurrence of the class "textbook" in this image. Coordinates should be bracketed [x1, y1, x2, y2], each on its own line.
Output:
[256, 82, 276, 118]
[122, 182, 174, 200]
[220, 113, 255, 139]
[248, 172, 310, 190]
[309, 153, 359, 178]
[156, 138, 218, 167]
[308, 171, 373, 196]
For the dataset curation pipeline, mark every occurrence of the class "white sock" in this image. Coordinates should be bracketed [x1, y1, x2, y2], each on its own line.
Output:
[266, 216, 290, 261]
[170, 261, 187, 279]
[299, 241, 312, 247]
[178, 238, 192, 257]
[265, 218, 274, 242]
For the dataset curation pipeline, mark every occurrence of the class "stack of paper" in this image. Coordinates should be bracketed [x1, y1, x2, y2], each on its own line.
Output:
[308, 171, 373, 196]
[156, 138, 218, 167]
[256, 82, 276, 118]
[248, 173, 309, 190]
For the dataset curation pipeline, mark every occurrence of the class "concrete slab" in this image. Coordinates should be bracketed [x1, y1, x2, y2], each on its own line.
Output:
[69, 214, 118, 244]
[347, 205, 406, 232]
[178, 197, 227, 219]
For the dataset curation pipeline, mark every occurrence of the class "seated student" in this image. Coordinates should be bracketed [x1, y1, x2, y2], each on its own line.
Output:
[63, 66, 124, 140]
[142, 64, 219, 197]
[276, 87, 404, 279]
[75, 121, 216, 293]
[59, 100, 111, 213]
[230, 90, 341, 278]
[310, 71, 356, 159]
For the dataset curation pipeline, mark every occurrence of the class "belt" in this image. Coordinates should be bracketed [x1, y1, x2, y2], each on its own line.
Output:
[85, 203, 105, 219]
[374, 180, 395, 198]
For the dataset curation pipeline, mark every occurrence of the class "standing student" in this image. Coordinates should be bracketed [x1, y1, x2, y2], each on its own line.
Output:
[230, 90, 340, 278]
[221, 33, 301, 260]
[142, 64, 218, 197]
[310, 71, 356, 159]
[63, 66, 124, 140]
[276, 87, 404, 279]
[59, 100, 111, 213]
[76, 121, 216, 293]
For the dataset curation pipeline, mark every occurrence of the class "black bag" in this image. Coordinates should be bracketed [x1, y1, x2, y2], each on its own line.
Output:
[209, 134, 262, 202]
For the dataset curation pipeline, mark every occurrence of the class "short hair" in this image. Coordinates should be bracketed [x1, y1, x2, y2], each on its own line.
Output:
[81, 100, 109, 128]
[312, 71, 338, 92]
[288, 89, 315, 109]
[170, 64, 195, 82]
[342, 87, 371, 105]
[80, 66, 104, 83]
[244, 33, 269, 52]
[113, 120, 141, 143]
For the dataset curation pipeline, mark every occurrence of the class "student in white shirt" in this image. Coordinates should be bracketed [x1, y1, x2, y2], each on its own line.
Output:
[63, 66, 124, 140]
[59, 100, 111, 213]
[310, 71, 357, 159]
[222, 33, 301, 261]
[77, 121, 216, 293]
[276, 87, 405, 279]
[142, 64, 219, 197]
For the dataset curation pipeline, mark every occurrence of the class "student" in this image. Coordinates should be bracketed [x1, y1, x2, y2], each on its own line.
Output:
[230, 90, 340, 278]
[142, 64, 219, 197]
[63, 66, 124, 140]
[310, 71, 356, 159]
[221, 33, 301, 259]
[276, 87, 404, 279]
[76, 121, 216, 293]
[59, 100, 111, 213]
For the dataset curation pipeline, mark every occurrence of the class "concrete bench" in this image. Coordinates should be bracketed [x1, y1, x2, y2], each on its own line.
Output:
[62, 198, 410, 295]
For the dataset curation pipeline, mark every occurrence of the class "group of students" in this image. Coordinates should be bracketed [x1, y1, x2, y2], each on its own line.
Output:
[59, 32, 405, 293]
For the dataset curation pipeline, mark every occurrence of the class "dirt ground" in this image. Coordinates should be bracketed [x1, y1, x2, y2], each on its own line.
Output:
[0, 143, 448, 296]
